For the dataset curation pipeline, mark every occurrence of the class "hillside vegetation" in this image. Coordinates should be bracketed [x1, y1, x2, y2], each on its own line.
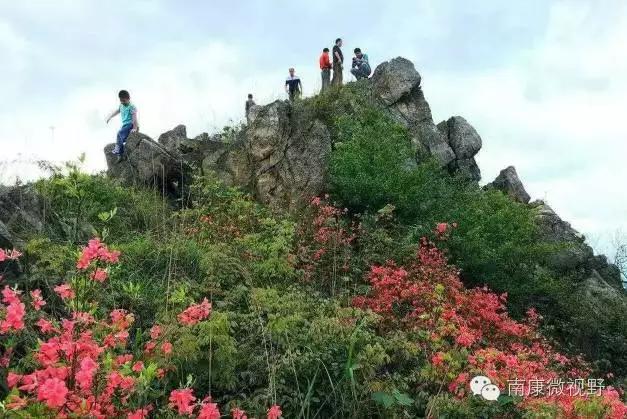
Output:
[0, 85, 626, 418]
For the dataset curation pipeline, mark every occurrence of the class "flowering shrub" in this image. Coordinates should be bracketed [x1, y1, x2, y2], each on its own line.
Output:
[296, 196, 356, 294]
[353, 230, 626, 418]
[0, 239, 282, 418]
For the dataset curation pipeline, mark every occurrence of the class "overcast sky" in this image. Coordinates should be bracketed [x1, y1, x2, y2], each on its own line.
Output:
[0, 0, 625, 256]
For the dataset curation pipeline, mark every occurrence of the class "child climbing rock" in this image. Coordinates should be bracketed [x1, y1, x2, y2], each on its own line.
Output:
[106, 90, 139, 162]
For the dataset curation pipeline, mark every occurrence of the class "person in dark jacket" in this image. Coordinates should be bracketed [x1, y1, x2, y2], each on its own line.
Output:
[245, 94, 256, 121]
[285, 68, 303, 101]
[350, 48, 371, 80]
[331, 38, 344, 87]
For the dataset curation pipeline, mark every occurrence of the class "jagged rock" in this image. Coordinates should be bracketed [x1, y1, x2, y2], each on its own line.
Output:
[449, 158, 481, 182]
[530, 200, 624, 290]
[376, 59, 455, 166]
[157, 124, 187, 151]
[244, 100, 331, 206]
[531, 200, 594, 271]
[590, 255, 623, 290]
[576, 270, 627, 314]
[437, 116, 482, 181]
[205, 138, 251, 187]
[440, 116, 482, 159]
[372, 57, 422, 105]
[488, 166, 531, 204]
[104, 132, 192, 200]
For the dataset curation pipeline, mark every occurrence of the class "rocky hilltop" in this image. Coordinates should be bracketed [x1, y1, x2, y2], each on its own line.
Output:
[100, 57, 622, 295]
[105, 58, 482, 209]
[0, 57, 623, 359]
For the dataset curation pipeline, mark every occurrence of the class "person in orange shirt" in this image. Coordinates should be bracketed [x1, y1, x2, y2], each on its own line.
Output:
[319, 48, 332, 92]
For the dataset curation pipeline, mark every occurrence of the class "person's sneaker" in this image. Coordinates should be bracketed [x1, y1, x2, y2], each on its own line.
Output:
[111, 147, 120, 155]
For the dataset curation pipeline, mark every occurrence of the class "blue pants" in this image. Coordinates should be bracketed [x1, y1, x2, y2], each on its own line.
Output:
[115, 123, 133, 155]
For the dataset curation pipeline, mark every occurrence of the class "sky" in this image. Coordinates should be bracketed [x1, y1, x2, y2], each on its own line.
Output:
[0, 0, 625, 257]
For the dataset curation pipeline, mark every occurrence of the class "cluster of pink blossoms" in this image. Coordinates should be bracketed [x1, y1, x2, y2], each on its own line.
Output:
[0, 248, 22, 262]
[76, 238, 120, 270]
[168, 387, 282, 419]
[1, 286, 25, 333]
[177, 297, 212, 326]
[1, 238, 285, 417]
[353, 230, 626, 418]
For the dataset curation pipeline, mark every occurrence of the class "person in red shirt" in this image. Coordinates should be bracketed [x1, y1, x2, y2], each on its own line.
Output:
[319, 48, 332, 92]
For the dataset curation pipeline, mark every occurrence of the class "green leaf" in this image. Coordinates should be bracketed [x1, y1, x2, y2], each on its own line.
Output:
[498, 394, 514, 406]
[393, 390, 414, 406]
[371, 392, 395, 408]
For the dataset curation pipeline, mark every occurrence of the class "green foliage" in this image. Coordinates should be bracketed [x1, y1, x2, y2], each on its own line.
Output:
[5, 109, 626, 416]
[171, 311, 239, 392]
[330, 109, 416, 211]
[35, 159, 167, 244]
[235, 217, 296, 286]
[427, 393, 522, 419]
[328, 108, 550, 316]
[326, 101, 627, 381]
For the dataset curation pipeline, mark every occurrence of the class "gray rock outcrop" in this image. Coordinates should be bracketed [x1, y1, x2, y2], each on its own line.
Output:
[488, 166, 531, 204]
[437, 116, 482, 181]
[104, 132, 192, 201]
[375, 58, 457, 167]
[105, 57, 485, 206]
[531, 200, 623, 290]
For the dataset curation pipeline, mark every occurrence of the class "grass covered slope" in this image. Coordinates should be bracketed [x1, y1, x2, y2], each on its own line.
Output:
[0, 87, 626, 417]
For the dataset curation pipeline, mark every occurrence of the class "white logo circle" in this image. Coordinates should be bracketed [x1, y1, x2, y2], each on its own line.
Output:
[469, 375, 491, 396]
[481, 384, 501, 401]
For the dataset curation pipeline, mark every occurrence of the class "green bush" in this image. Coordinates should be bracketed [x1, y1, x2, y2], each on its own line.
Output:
[328, 108, 550, 316]
[35, 160, 167, 244]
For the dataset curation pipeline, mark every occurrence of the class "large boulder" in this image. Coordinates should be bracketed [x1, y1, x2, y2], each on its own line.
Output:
[449, 158, 481, 182]
[440, 116, 482, 159]
[244, 100, 332, 206]
[372, 57, 422, 105]
[488, 166, 531, 204]
[157, 124, 188, 151]
[105, 132, 192, 201]
[374, 58, 456, 167]
[437, 116, 482, 181]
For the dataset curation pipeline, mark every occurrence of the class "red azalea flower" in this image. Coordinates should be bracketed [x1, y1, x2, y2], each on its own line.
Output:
[30, 289, 46, 310]
[161, 341, 173, 355]
[198, 401, 221, 419]
[232, 407, 248, 419]
[37, 377, 68, 408]
[177, 298, 212, 326]
[267, 404, 282, 419]
[169, 388, 196, 416]
[53, 283, 75, 300]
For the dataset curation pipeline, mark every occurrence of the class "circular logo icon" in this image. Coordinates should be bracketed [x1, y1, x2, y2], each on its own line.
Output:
[470, 375, 500, 401]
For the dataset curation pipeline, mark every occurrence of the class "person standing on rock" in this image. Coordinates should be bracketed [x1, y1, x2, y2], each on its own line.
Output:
[319, 48, 332, 92]
[245, 93, 256, 122]
[106, 90, 139, 162]
[350, 48, 371, 80]
[331, 38, 344, 87]
[285, 68, 303, 102]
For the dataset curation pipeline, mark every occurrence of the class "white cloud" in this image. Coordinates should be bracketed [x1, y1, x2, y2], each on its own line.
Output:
[426, 1, 627, 256]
